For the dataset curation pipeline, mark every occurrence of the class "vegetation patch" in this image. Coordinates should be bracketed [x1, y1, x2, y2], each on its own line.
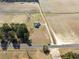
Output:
[0, 23, 31, 50]
[61, 52, 79, 59]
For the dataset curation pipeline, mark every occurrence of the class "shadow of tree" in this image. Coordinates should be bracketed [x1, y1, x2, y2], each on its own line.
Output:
[1, 40, 8, 51]
[12, 39, 20, 49]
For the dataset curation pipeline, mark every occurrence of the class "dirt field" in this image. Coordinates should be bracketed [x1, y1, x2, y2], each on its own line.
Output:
[0, 48, 52, 59]
[39, 0, 79, 45]
[0, 2, 39, 13]
[0, 13, 50, 45]
[0, 2, 51, 59]
[45, 14, 79, 44]
[63, 14, 79, 36]
[0, 2, 50, 45]
[39, 0, 79, 13]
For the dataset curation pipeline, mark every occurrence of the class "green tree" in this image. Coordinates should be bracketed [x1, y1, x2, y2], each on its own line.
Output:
[17, 24, 29, 38]
[10, 23, 15, 31]
[43, 45, 50, 55]
[2, 23, 11, 32]
[0, 32, 3, 40]
[0, 28, 3, 40]
[14, 23, 20, 32]
[9, 31, 15, 38]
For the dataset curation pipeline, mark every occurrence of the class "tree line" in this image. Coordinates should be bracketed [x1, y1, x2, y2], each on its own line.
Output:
[0, 23, 31, 50]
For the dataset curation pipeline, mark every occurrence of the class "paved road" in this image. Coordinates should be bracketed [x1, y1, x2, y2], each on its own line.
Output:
[27, 44, 79, 48]
[1, 44, 79, 49]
